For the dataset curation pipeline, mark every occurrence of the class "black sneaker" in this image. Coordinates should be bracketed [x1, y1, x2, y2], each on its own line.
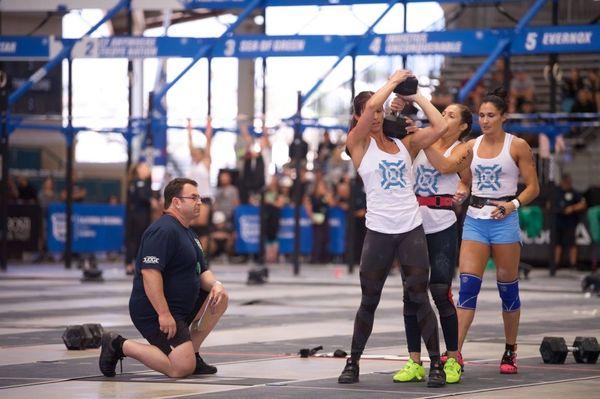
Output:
[427, 363, 446, 388]
[338, 359, 359, 384]
[194, 354, 217, 374]
[99, 332, 124, 377]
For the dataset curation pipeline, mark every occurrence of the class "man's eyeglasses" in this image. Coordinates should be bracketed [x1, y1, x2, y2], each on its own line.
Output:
[177, 195, 211, 204]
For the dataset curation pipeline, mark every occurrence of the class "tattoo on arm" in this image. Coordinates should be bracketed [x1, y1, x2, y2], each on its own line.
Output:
[456, 148, 472, 168]
[528, 148, 536, 167]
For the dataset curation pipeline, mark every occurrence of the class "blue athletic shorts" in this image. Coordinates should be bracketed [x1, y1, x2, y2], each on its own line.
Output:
[462, 212, 521, 245]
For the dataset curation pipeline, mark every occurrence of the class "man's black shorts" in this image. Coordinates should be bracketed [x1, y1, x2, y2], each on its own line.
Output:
[555, 222, 577, 247]
[131, 290, 209, 355]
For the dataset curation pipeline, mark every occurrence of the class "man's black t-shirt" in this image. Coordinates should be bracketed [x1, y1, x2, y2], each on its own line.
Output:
[129, 214, 207, 321]
[553, 187, 583, 226]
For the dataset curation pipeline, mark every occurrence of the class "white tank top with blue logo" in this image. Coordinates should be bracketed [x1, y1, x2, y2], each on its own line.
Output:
[357, 137, 422, 234]
[467, 133, 519, 219]
[413, 142, 460, 234]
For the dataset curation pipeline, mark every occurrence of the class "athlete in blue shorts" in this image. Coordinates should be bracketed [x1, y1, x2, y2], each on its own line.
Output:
[424, 88, 539, 374]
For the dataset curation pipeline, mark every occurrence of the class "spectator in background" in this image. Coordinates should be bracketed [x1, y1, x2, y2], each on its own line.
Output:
[60, 182, 87, 203]
[326, 145, 354, 187]
[37, 177, 56, 262]
[7, 175, 19, 203]
[305, 179, 335, 264]
[17, 176, 38, 203]
[125, 162, 153, 276]
[238, 118, 266, 204]
[465, 82, 486, 113]
[38, 177, 56, 209]
[209, 211, 234, 260]
[561, 68, 584, 112]
[213, 170, 240, 226]
[263, 176, 285, 263]
[584, 69, 600, 111]
[510, 68, 535, 112]
[187, 116, 213, 250]
[335, 178, 367, 264]
[550, 174, 587, 276]
[108, 195, 120, 205]
[278, 175, 294, 206]
[488, 60, 508, 93]
[316, 130, 336, 171]
[571, 87, 596, 113]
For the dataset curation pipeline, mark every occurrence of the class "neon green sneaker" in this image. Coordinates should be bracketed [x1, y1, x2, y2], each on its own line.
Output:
[392, 359, 426, 383]
[444, 357, 462, 384]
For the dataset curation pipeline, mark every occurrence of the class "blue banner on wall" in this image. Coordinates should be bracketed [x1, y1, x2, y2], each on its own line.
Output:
[277, 206, 313, 255]
[234, 205, 260, 254]
[234, 205, 315, 255]
[511, 25, 600, 54]
[69, 36, 213, 59]
[328, 207, 346, 256]
[234, 205, 348, 255]
[0, 36, 50, 60]
[358, 29, 500, 56]
[47, 203, 125, 253]
[3, 25, 599, 60]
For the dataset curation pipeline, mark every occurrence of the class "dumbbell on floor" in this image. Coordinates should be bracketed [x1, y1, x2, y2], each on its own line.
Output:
[62, 323, 104, 350]
[540, 336, 600, 364]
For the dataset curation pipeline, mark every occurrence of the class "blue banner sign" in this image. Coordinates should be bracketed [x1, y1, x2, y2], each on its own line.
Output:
[234, 205, 347, 255]
[215, 35, 352, 58]
[47, 203, 125, 253]
[0, 36, 50, 60]
[234, 205, 260, 254]
[3, 25, 597, 60]
[328, 206, 347, 256]
[358, 29, 499, 56]
[512, 25, 600, 54]
[69, 36, 212, 59]
[276, 206, 313, 255]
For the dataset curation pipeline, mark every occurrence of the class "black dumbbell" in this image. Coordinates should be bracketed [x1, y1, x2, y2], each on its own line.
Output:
[62, 323, 104, 350]
[540, 336, 600, 364]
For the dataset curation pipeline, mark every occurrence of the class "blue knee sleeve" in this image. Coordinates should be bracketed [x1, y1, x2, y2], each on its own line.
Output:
[458, 273, 482, 310]
[497, 279, 521, 312]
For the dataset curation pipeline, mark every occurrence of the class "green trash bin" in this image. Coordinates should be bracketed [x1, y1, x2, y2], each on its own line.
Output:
[518, 205, 544, 238]
[587, 206, 600, 243]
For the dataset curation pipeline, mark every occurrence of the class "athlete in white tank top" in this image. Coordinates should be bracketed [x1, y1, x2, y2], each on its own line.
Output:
[413, 142, 460, 234]
[467, 133, 519, 219]
[339, 70, 451, 387]
[358, 137, 421, 234]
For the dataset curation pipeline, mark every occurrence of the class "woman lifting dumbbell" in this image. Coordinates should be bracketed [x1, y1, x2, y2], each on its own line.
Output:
[337, 69, 450, 387]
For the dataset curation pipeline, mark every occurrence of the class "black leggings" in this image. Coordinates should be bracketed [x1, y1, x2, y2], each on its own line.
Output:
[404, 223, 459, 353]
[350, 225, 440, 362]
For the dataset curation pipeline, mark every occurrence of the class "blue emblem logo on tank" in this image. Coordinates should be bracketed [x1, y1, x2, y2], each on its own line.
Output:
[414, 165, 440, 196]
[475, 164, 502, 191]
[379, 160, 407, 189]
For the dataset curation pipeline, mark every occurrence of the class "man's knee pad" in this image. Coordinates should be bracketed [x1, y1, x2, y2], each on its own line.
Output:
[458, 273, 482, 310]
[497, 279, 521, 312]
[429, 283, 456, 317]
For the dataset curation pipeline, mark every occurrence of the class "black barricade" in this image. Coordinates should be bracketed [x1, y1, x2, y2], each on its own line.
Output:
[8, 204, 42, 255]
